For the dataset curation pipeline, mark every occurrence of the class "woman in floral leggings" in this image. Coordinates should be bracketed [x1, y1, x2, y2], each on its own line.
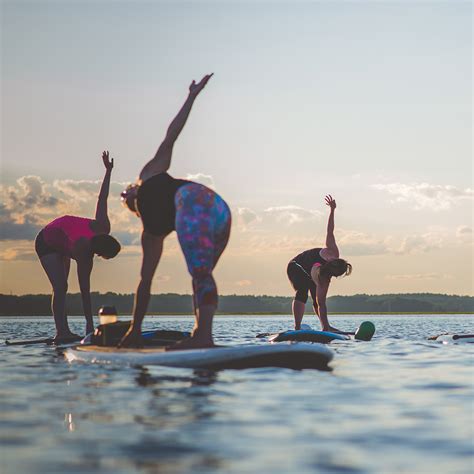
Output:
[119, 74, 231, 349]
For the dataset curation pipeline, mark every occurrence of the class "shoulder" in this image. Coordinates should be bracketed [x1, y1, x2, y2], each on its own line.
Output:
[320, 247, 338, 261]
[89, 220, 109, 234]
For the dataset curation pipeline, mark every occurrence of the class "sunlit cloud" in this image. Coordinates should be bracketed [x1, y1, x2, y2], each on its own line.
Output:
[0, 241, 37, 261]
[236, 207, 261, 230]
[385, 273, 453, 280]
[236, 280, 252, 287]
[338, 231, 391, 256]
[394, 232, 444, 255]
[264, 205, 322, 224]
[372, 182, 473, 211]
[456, 225, 472, 244]
[185, 173, 215, 189]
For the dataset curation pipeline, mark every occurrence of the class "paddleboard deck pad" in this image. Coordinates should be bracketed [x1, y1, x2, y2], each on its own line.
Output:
[267, 321, 375, 343]
[65, 343, 334, 370]
[428, 334, 474, 344]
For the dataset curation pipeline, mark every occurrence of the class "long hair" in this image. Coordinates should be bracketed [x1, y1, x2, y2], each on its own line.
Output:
[312, 258, 352, 285]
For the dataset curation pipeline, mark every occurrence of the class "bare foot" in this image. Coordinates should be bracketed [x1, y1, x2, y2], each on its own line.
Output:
[165, 337, 216, 351]
[53, 332, 82, 343]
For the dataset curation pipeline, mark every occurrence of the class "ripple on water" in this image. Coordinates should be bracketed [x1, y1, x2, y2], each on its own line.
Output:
[1, 315, 473, 474]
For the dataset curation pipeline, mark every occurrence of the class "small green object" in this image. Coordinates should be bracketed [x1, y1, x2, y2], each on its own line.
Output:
[354, 321, 375, 341]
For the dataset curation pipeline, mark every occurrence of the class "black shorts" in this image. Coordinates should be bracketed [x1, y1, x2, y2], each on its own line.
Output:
[287, 261, 316, 304]
[35, 230, 56, 258]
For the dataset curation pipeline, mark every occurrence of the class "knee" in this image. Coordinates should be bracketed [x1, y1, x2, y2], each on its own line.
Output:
[52, 281, 68, 294]
[295, 291, 308, 304]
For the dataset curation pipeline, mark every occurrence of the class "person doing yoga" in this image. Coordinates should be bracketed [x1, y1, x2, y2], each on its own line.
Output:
[287, 195, 352, 333]
[35, 152, 121, 341]
[119, 74, 231, 350]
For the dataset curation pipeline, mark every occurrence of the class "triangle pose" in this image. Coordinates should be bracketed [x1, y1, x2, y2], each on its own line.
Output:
[286, 195, 352, 333]
[119, 74, 231, 350]
[34, 153, 121, 341]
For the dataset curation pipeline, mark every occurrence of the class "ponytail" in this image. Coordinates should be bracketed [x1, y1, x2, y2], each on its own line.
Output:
[312, 258, 352, 285]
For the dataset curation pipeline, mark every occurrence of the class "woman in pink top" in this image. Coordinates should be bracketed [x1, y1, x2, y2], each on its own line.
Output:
[35, 152, 121, 341]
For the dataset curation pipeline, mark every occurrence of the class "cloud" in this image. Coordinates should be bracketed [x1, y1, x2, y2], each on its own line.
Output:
[236, 279, 252, 287]
[0, 241, 37, 261]
[236, 207, 261, 229]
[0, 176, 62, 240]
[338, 231, 391, 256]
[264, 205, 322, 224]
[185, 173, 215, 189]
[385, 273, 453, 281]
[456, 226, 472, 244]
[394, 232, 443, 255]
[372, 182, 473, 211]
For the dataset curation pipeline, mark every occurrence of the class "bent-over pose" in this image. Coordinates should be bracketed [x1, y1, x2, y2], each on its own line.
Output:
[35, 152, 121, 341]
[119, 74, 231, 349]
[287, 195, 351, 332]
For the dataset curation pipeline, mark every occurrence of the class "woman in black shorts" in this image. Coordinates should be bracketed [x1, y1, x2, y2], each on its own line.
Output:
[287, 195, 352, 332]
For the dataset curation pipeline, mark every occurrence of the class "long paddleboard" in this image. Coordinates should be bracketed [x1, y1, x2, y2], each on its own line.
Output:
[5, 329, 190, 347]
[65, 343, 334, 370]
[266, 321, 376, 343]
[5, 335, 83, 346]
[428, 334, 474, 344]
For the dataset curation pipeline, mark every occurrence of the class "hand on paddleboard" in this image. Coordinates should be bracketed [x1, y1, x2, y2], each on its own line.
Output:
[118, 326, 143, 348]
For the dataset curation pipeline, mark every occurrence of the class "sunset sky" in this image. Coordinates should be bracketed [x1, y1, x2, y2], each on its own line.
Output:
[1, 1, 472, 297]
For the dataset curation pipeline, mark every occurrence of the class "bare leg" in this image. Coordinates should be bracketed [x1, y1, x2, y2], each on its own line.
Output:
[293, 300, 305, 330]
[39, 254, 79, 339]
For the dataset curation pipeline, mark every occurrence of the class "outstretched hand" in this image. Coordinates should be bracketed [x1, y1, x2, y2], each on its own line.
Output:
[189, 73, 214, 97]
[325, 194, 336, 210]
[102, 150, 114, 172]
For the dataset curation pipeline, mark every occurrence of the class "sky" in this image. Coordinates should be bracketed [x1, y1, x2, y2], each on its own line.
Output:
[1, 0, 472, 297]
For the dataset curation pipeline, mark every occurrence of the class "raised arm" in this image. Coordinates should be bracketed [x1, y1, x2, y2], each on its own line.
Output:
[94, 151, 114, 233]
[139, 74, 213, 182]
[323, 195, 339, 258]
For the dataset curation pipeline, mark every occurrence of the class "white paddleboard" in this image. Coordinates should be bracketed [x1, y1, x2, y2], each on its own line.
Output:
[431, 334, 474, 344]
[65, 343, 334, 370]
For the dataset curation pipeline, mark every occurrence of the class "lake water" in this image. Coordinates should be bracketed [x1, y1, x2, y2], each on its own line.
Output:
[1, 315, 473, 474]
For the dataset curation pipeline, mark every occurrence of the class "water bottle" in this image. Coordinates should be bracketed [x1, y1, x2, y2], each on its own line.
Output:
[98, 305, 118, 325]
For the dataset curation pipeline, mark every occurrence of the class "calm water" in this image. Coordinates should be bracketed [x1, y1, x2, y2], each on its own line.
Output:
[1, 315, 473, 474]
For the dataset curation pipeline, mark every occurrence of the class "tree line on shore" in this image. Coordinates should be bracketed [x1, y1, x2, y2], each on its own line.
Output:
[0, 292, 472, 315]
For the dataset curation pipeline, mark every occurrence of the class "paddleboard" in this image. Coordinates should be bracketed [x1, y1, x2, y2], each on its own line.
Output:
[428, 334, 474, 344]
[267, 321, 376, 343]
[5, 335, 83, 346]
[65, 343, 334, 370]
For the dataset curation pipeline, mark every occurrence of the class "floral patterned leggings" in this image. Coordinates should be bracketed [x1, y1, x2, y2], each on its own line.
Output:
[175, 183, 231, 309]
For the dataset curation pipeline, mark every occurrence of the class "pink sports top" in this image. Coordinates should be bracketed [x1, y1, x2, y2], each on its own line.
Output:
[43, 216, 96, 256]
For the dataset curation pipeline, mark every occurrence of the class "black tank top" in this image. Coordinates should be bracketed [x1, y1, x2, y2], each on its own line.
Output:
[292, 248, 327, 275]
[137, 173, 190, 236]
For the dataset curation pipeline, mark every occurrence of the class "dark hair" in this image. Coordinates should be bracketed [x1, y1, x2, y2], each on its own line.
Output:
[315, 258, 352, 284]
[91, 235, 121, 259]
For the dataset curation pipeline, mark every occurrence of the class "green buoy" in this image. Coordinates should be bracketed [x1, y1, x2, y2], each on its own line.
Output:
[354, 321, 375, 341]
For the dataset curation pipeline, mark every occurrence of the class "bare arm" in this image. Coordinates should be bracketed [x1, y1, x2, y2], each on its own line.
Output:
[94, 151, 114, 233]
[118, 232, 164, 347]
[77, 258, 94, 333]
[315, 280, 331, 331]
[139, 74, 213, 182]
[323, 195, 339, 258]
